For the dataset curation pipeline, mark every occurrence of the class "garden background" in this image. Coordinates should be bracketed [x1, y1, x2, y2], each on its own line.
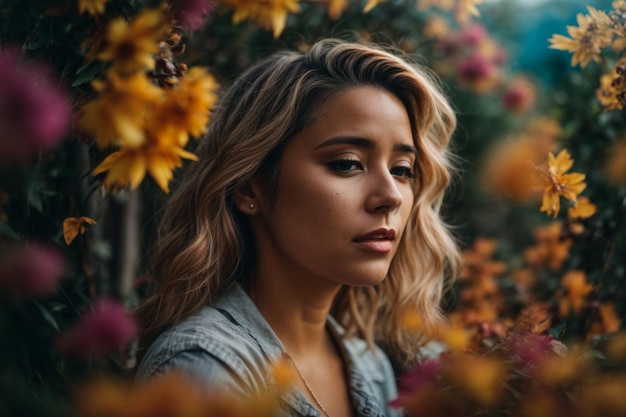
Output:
[1, 0, 626, 416]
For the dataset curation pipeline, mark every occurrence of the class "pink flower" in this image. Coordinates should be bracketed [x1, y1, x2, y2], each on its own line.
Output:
[0, 49, 71, 162]
[0, 242, 66, 299]
[457, 24, 488, 47]
[169, 0, 215, 30]
[503, 331, 554, 368]
[390, 359, 442, 407]
[56, 298, 137, 359]
[457, 52, 494, 84]
[502, 77, 536, 114]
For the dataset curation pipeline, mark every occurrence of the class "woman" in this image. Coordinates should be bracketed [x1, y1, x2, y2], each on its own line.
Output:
[136, 38, 459, 417]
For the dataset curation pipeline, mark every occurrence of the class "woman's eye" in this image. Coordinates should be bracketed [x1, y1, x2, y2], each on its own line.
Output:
[391, 166, 415, 179]
[326, 159, 363, 173]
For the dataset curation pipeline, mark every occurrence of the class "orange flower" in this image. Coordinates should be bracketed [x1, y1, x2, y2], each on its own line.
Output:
[91, 141, 197, 192]
[97, 9, 166, 73]
[63, 216, 97, 245]
[423, 15, 451, 39]
[481, 132, 555, 202]
[79, 72, 164, 148]
[539, 149, 587, 218]
[363, 0, 383, 13]
[524, 222, 572, 271]
[589, 302, 622, 337]
[604, 138, 626, 185]
[78, 0, 109, 15]
[443, 354, 506, 407]
[326, 0, 348, 18]
[153, 67, 219, 145]
[558, 270, 593, 317]
[567, 196, 596, 220]
[416, 0, 483, 25]
[549, 6, 613, 67]
[222, 0, 300, 37]
[596, 73, 623, 111]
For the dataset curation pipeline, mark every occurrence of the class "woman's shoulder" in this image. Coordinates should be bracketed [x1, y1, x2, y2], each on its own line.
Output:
[135, 304, 273, 394]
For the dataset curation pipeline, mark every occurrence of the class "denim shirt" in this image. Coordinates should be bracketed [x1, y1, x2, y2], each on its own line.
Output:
[136, 284, 402, 417]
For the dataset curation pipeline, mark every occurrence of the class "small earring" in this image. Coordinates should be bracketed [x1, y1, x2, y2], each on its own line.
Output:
[249, 203, 255, 209]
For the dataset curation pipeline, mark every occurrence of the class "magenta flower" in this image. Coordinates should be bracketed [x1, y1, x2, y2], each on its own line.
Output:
[390, 359, 442, 407]
[502, 78, 536, 113]
[169, 0, 215, 30]
[504, 331, 555, 368]
[56, 298, 137, 359]
[457, 24, 488, 47]
[457, 52, 494, 84]
[0, 242, 66, 299]
[0, 49, 71, 162]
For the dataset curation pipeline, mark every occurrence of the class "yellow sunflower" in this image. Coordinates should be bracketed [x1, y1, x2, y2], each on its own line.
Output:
[549, 7, 614, 67]
[539, 149, 587, 218]
[154, 67, 219, 146]
[222, 0, 300, 37]
[79, 72, 164, 149]
[97, 9, 166, 73]
[91, 140, 198, 192]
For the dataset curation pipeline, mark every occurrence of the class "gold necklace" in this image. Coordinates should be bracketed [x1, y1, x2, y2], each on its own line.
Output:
[283, 353, 332, 417]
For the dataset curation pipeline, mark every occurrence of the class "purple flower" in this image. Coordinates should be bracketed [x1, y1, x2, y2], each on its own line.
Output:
[390, 359, 442, 407]
[457, 52, 494, 83]
[0, 242, 66, 299]
[56, 298, 137, 359]
[0, 49, 71, 162]
[504, 331, 555, 368]
[457, 24, 488, 47]
[170, 0, 215, 31]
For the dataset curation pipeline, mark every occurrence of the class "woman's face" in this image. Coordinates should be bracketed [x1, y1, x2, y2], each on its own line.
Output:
[250, 86, 416, 289]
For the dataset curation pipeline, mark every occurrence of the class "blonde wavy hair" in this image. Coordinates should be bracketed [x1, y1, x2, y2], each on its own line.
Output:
[137, 38, 460, 367]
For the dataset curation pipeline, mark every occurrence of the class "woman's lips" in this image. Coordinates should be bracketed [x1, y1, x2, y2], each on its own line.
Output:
[353, 239, 394, 253]
[353, 228, 396, 253]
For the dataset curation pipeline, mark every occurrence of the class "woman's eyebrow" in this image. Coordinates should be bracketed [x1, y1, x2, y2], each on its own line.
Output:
[315, 136, 417, 155]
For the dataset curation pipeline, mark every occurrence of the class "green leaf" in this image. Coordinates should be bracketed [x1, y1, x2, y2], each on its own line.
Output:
[549, 323, 567, 340]
[34, 303, 60, 332]
[72, 61, 106, 87]
[0, 222, 19, 239]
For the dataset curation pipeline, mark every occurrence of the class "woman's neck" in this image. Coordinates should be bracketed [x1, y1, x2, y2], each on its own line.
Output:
[247, 272, 341, 358]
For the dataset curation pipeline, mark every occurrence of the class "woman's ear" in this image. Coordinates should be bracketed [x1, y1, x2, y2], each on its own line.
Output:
[233, 181, 261, 214]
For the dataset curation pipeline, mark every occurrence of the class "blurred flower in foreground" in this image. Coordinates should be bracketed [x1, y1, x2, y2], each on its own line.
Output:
[604, 138, 626, 185]
[417, 0, 484, 25]
[456, 52, 497, 92]
[538, 149, 587, 218]
[0, 242, 66, 299]
[524, 222, 572, 271]
[169, 0, 215, 30]
[0, 50, 71, 162]
[222, 0, 300, 37]
[74, 364, 291, 417]
[481, 118, 558, 202]
[56, 298, 137, 359]
[558, 270, 593, 318]
[501, 76, 536, 114]
[567, 196, 596, 220]
[588, 302, 621, 338]
[78, 0, 109, 16]
[548, 6, 613, 68]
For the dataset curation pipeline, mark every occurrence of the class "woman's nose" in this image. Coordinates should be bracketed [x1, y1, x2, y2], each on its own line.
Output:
[365, 169, 404, 214]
